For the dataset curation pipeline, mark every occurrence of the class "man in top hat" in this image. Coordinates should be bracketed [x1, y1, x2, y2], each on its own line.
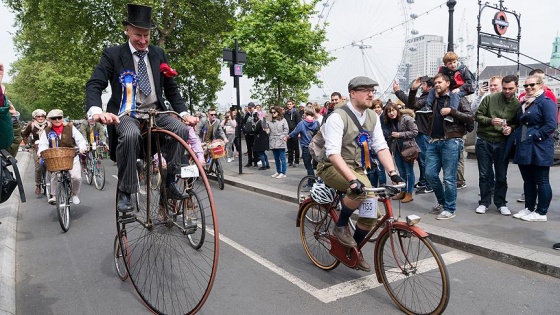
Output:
[317, 76, 403, 272]
[85, 4, 198, 212]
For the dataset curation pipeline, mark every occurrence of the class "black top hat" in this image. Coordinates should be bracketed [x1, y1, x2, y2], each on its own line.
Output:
[122, 4, 156, 30]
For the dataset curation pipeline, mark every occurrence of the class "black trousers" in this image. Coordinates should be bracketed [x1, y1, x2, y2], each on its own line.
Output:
[244, 134, 259, 165]
[115, 115, 188, 193]
[286, 136, 300, 164]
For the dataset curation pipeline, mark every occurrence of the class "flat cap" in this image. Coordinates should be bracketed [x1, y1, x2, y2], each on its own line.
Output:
[47, 109, 64, 118]
[247, 102, 255, 108]
[348, 76, 379, 92]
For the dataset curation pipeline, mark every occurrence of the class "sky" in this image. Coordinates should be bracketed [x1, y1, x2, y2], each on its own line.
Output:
[1, 0, 558, 108]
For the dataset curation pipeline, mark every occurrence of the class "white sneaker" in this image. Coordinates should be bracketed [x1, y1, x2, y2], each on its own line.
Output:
[436, 211, 456, 220]
[499, 206, 511, 216]
[520, 211, 547, 222]
[475, 205, 487, 214]
[72, 195, 80, 205]
[271, 173, 279, 178]
[276, 174, 286, 179]
[227, 158, 232, 163]
[513, 208, 531, 219]
[48, 196, 56, 205]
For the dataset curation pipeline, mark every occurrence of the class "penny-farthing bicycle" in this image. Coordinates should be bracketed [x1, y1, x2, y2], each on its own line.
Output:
[113, 108, 219, 315]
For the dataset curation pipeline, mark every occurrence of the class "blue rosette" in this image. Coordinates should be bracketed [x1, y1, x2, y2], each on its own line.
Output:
[118, 70, 137, 117]
[355, 131, 374, 171]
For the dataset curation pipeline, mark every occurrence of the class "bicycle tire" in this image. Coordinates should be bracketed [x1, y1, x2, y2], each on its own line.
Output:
[375, 226, 450, 315]
[299, 201, 340, 270]
[297, 175, 319, 204]
[215, 159, 224, 190]
[113, 233, 129, 281]
[85, 153, 93, 185]
[117, 128, 219, 315]
[56, 174, 70, 232]
[42, 168, 51, 197]
[93, 156, 106, 190]
[180, 189, 206, 249]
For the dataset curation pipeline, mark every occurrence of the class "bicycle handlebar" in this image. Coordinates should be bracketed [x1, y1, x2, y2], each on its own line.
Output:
[363, 183, 406, 193]
[117, 109, 187, 122]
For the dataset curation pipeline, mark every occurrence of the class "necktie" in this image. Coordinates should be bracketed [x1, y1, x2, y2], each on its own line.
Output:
[135, 50, 151, 96]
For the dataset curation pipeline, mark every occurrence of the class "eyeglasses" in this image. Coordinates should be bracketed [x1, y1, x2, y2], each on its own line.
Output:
[523, 83, 539, 88]
[36, 115, 46, 118]
[209, 113, 217, 116]
[354, 88, 376, 93]
[50, 117, 63, 120]
[271, 111, 277, 114]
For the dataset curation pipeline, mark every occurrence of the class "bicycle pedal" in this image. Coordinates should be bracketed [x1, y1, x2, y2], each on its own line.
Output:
[118, 214, 136, 224]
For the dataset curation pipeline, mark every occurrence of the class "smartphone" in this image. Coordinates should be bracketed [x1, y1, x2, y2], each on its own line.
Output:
[482, 81, 489, 88]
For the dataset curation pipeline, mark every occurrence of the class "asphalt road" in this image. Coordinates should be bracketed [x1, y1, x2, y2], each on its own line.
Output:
[16, 161, 560, 314]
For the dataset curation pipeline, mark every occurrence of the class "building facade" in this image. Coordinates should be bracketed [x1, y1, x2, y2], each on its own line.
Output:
[405, 35, 446, 87]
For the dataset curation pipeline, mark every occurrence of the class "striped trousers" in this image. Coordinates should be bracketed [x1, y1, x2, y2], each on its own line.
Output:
[116, 115, 189, 193]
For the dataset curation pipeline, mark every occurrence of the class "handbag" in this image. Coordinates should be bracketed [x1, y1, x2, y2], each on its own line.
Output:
[398, 139, 419, 163]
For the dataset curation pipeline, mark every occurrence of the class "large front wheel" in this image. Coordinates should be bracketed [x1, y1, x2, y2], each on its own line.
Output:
[299, 201, 339, 270]
[375, 226, 450, 315]
[117, 128, 219, 315]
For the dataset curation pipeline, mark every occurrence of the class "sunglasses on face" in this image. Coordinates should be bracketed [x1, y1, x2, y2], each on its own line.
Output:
[523, 83, 539, 88]
[271, 111, 277, 114]
[36, 115, 46, 118]
[209, 113, 217, 116]
[50, 117, 63, 121]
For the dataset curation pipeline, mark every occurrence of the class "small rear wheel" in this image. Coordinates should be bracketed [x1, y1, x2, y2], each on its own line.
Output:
[42, 168, 51, 197]
[85, 153, 93, 185]
[56, 175, 70, 232]
[375, 226, 450, 315]
[113, 233, 129, 281]
[299, 201, 339, 270]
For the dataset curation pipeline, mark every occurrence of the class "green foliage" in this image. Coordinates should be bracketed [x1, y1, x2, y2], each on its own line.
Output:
[227, 0, 332, 105]
[3, 0, 236, 116]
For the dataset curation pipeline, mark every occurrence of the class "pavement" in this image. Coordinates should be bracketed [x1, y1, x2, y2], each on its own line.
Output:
[1, 150, 559, 313]
[219, 152, 560, 279]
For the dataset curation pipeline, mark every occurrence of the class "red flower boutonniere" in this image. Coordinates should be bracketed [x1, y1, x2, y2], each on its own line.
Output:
[160, 63, 178, 78]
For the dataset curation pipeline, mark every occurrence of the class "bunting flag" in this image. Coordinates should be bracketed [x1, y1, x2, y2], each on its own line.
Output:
[118, 70, 137, 117]
[355, 131, 373, 172]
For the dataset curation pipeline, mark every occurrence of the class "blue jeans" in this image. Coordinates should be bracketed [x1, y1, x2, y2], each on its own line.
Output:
[416, 133, 430, 188]
[475, 138, 509, 207]
[426, 88, 466, 111]
[394, 150, 415, 193]
[518, 164, 552, 215]
[301, 147, 314, 177]
[272, 149, 286, 174]
[425, 138, 463, 213]
[258, 151, 269, 167]
[367, 161, 386, 188]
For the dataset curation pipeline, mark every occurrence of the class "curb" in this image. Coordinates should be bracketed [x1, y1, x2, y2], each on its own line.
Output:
[0, 151, 30, 315]
[223, 171, 560, 279]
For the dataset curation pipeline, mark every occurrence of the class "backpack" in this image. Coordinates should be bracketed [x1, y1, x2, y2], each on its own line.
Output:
[0, 149, 25, 204]
[244, 117, 255, 135]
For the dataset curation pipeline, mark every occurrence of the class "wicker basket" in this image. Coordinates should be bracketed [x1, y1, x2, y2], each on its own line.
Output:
[41, 147, 76, 172]
[208, 140, 226, 159]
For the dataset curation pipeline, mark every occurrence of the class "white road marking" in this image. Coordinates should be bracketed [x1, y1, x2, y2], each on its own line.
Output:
[217, 232, 471, 303]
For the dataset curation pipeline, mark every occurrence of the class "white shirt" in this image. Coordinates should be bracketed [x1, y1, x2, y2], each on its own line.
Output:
[37, 125, 88, 163]
[322, 104, 388, 158]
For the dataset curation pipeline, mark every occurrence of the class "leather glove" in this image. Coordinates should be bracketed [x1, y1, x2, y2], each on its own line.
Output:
[390, 174, 405, 184]
[348, 179, 366, 195]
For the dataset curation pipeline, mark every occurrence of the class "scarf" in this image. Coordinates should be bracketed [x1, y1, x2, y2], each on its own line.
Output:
[52, 124, 64, 136]
[522, 89, 544, 114]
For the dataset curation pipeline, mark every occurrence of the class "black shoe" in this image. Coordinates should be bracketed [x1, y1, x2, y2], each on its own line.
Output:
[414, 182, 426, 189]
[117, 191, 134, 213]
[288, 163, 293, 167]
[244, 163, 252, 167]
[553, 243, 560, 250]
[253, 164, 258, 167]
[167, 182, 189, 200]
[258, 166, 267, 170]
[266, 165, 270, 169]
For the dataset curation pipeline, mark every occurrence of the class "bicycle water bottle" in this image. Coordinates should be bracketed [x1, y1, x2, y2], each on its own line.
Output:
[47, 131, 59, 148]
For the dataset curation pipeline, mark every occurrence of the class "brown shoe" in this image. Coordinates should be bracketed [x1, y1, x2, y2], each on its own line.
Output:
[332, 226, 357, 248]
[356, 252, 371, 272]
[392, 191, 406, 200]
[402, 192, 413, 203]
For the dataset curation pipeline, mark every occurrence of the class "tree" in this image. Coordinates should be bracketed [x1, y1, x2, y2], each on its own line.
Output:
[3, 0, 237, 116]
[227, 0, 332, 105]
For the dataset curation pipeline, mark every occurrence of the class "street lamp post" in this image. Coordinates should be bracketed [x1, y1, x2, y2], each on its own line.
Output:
[447, 0, 457, 52]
